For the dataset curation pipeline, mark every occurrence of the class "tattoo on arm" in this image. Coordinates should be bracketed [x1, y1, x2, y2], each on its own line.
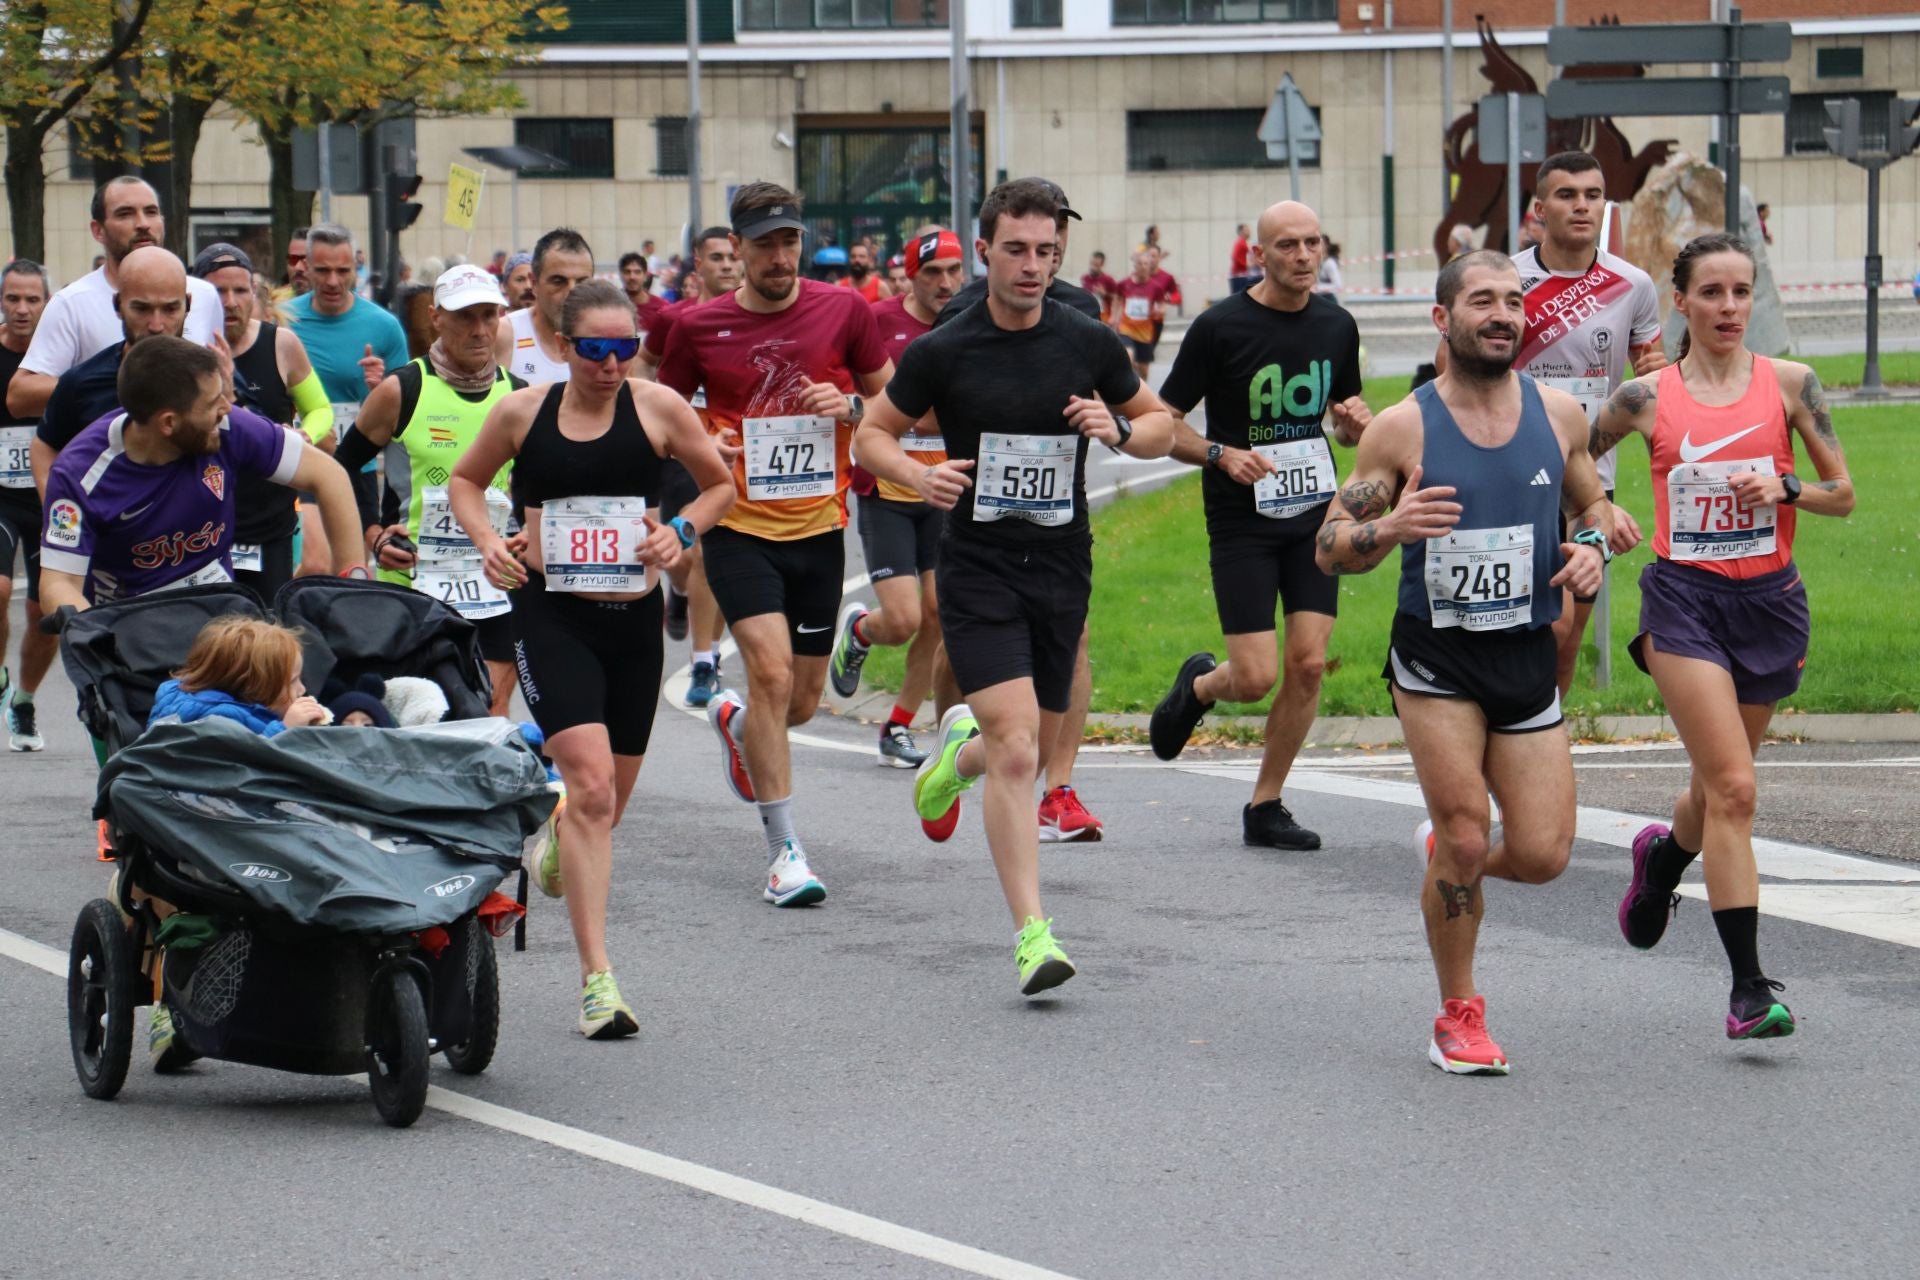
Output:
[1589, 382, 1651, 458]
[1337, 479, 1390, 521]
[1800, 369, 1839, 449]
[1814, 480, 1842, 493]
[1435, 879, 1480, 920]
[1350, 522, 1380, 556]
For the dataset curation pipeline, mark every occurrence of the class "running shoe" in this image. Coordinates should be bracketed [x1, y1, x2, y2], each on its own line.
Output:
[828, 602, 871, 699]
[579, 969, 639, 1040]
[1727, 977, 1796, 1040]
[1619, 822, 1682, 951]
[685, 659, 720, 708]
[1244, 798, 1320, 850]
[664, 587, 690, 642]
[877, 721, 927, 769]
[6, 692, 39, 752]
[1015, 916, 1076, 996]
[1148, 652, 1216, 761]
[764, 840, 827, 907]
[1429, 995, 1510, 1075]
[532, 798, 565, 898]
[708, 689, 755, 803]
[1413, 818, 1436, 866]
[149, 1004, 197, 1072]
[96, 817, 114, 863]
[914, 704, 979, 842]
[1038, 785, 1104, 843]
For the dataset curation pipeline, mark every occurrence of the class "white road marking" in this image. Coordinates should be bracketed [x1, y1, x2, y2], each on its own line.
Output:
[1676, 885, 1920, 949]
[0, 925, 65, 976]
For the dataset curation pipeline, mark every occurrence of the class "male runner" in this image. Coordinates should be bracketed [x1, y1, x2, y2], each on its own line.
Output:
[6, 177, 223, 419]
[1512, 150, 1667, 695]
[657, 182, 891, 906]
[193, 243, 332, 599]
[1113, 250, 1170, 381]
[0, 261, 54, 750]
[836, 242, 884, 304]
[1080, 251, 1118, 323]
[620, 251, 669, 340]
[272, 227, 310, 305]
[496, 229, 593, 386]
[340, 265, 523, 714]
[1314, 250, 1615, 1074]
[1148, 200, 1370, 850]
[502, 252, 535, 310]
[858, 178, 1175, 995]
[828, 227, 967, 767]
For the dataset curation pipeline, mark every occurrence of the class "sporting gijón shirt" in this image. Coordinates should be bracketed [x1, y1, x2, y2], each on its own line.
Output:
[41, 407, 299, 603]
[1512, 245, 1661, 489]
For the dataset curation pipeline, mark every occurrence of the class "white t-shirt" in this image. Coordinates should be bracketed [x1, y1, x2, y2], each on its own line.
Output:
[19, 267, 223, 379]
[1512, 246, 1662, 489]
[507, 308, 571, 385]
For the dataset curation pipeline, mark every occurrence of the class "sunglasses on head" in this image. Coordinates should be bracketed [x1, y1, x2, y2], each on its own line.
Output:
[569, 335, 641, 362]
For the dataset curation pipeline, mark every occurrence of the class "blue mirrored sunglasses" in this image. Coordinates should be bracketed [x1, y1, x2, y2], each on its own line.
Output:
[569, 335, 641, 362]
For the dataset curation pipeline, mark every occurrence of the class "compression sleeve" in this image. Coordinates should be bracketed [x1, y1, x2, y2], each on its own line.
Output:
[333, 424, 380, 474]
[291, 372, 334, 442]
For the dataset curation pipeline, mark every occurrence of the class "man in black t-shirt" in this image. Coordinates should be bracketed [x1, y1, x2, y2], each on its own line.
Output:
[0, 259, 54, 750]
[1147, 200, 1371, 851]
[857, 178, 1175, 999]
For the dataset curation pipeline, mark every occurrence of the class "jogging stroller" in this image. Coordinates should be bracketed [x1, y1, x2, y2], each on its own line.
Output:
[61, 579, 553, 1128]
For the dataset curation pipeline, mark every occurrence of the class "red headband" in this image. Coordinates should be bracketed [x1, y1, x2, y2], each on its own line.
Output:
[906, 230, 964, 277]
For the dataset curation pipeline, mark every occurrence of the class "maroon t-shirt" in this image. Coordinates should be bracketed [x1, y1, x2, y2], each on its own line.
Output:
[633, 292, 669, 345]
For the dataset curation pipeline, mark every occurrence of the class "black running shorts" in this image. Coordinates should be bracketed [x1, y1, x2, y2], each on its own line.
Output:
[508, 585, 665, 756]
[856, 494, 943, 584]
[232, 533, 296, 606]
[1208, 522, 1338, 635]
[936, 534, 1090, 713]
[702, 525, 845, 657]
[474, 612, 514, 665]
[1383, 610, 1562, 734]
[0, 489, 42, 605]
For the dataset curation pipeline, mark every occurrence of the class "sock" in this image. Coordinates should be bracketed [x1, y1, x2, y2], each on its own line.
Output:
[888, 704, 914, 729]
[701, 648, 721, 668]
[1712, 906, 1763, 984]
[851, 613, 872, 646]
[758, 797, 799, 860]
[1648, 833, 1699, 888]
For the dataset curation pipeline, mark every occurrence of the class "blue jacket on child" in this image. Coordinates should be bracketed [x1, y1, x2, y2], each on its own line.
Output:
[149, 679, 288, 738]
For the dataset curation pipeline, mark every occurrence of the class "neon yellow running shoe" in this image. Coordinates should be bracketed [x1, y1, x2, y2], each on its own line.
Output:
[533, 798, 565, 899]
[1015, 916, 1076, 997]
[579, 969, 638, 1040]
[913, 704, 979, 841]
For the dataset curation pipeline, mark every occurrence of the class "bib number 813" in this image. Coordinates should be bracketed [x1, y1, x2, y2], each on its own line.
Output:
[568, 527, 621, 564]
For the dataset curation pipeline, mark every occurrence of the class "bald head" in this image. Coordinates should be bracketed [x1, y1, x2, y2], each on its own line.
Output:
[116, 245, 191, 345]
[1255, 200, 1320, 244]
[1250, 201, 1325, 303]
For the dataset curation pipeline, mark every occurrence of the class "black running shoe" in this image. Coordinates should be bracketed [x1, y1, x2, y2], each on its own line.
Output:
[1243, 798, 1321, 850]
[1727, 976, 1796, 1040]
[665, 588, 690, 642]
[1619, 822, 1682, 950]
[1149, 652, 1216, 761]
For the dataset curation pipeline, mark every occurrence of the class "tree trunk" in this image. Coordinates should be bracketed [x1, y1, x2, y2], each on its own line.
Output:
[4, 123, 51, 265]
[164, 85, 213, 261]
[265, 130, 313, 286]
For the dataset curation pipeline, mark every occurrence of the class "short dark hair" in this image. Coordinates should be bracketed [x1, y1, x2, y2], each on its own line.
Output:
[1534, 150, 1603, 196]
[978, 178, 1062, 246]
[119, 336, 219, 424]
[91, 175, 154, 225]
[289, 226, 310, 242]
[1435, 249, 1517, 309]
[729, 180, 803, 224]
[532, 227, 593, 277]
[695, 226, 732, 252]
[2, 259, 50, 294]
[618, 251, 647, 272]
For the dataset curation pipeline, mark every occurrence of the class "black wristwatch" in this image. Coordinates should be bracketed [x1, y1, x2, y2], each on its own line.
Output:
[1779, 472, 1802, 505]
[1107, 413, 1133, 452]
[845, 393, 865, 424]
[1205, 442, 1225, 470]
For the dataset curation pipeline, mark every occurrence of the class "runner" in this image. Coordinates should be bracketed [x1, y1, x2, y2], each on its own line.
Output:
[449, 277, 733, 1038]
[39, 335, 366, 616]
[1080, 251, 1118, 323]
[503, 252, 535, 311]
[193, 243, 333, 600]
[271, 227, 310, 306]
[1147, 200, 1370, 851]
[620, 251, 669, 340]
[339, 265, 525, 715]
[1513, 150, 1668, 695]
[1589, 232, 1853, 1042]
[655, 181, 892, 907]
[5, 176, 223, 420]
[828, 227, 967, 768]
[1314, 249, 1615, 1074]
[1113, 250, 1169, 381]
[856, 177, 1176, 995]
[497, 228, 594, 385]
[0, 260, 54, 750]
[837, 241, 884, 304]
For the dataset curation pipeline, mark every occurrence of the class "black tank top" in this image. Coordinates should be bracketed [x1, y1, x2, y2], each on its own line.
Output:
[511, 381, 664, 519]
[230, 322, 298, 545]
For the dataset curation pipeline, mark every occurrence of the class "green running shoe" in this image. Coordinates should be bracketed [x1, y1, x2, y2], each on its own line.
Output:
[149, 1003, 197, 1072]
[579, 969, 639, 1040]
[1015, 916, 1076, 997]
[533, 799, 565, 898]
[913, 704, 980, 840]
[828, 602, 871, 699]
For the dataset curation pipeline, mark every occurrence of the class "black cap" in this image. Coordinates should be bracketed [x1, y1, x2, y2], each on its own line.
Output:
[1022, 178, 1082, 222]
[731, 202, 808, 240]
[191, 242, 254, 278]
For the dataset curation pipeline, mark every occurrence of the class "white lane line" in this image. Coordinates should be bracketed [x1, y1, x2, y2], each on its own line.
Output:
[1675, 885, 1920, 949]
[0, 923, 1081, 1280]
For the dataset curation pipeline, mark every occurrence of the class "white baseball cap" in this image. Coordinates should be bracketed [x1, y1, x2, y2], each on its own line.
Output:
[434, 263, 506, 311]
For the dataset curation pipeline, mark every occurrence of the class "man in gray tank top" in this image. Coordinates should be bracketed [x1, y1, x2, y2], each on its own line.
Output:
[1314, 250, 1630, 1076]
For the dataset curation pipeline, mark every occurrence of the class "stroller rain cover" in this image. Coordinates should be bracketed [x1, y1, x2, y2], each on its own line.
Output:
[97, 717, 555, 934]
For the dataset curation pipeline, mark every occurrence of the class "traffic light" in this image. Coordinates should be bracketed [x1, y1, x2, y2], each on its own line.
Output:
[1894, 97, 1920, 158]
[1822, 98, 1860, 159]
[388, 171, 423, 231]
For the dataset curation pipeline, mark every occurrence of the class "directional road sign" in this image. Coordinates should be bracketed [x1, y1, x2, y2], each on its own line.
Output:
[1546, 75, 1790, 120]
[1258, 72, 1322, 164]
[1547, 20, 1792, 67]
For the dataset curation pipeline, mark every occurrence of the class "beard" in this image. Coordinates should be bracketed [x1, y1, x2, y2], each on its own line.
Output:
[749, 271, 796, 303]
[1445, 321, 1520, 382]
[848, 262, 871, 283]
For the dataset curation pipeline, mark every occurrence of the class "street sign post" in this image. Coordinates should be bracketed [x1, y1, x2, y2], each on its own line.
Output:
[1259, 73, 1324, 201]
[1545, 76, 1790, 119]
[1821, 96, 1920, 398]
[1478, 93, 1546, 250]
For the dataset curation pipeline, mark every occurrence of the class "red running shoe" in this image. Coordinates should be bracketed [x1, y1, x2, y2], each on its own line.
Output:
[1429, 995, 1510, 1075]
[1038, 786, 1104, 843]
[708, 689, 755, 803]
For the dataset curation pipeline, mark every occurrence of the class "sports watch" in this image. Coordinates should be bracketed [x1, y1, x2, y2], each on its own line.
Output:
[1571, 527, 1613, 563]
[669, 516, 697, 549]
[1205, 443, 1225, 470]
[1106, 413, 1134, 453]
[1779, 473, 1802, 505]
[845, 393, 865, 424]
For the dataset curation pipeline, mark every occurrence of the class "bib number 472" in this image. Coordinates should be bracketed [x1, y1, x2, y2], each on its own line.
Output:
[765, 441, 816, 475]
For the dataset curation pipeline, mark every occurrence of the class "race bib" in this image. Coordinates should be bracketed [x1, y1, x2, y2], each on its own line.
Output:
[1543, 374, 1610, 423]
[329, 401, 359, 441]
[418, 485, 510, 553]
[1668, 457, 1777, 562]
[902, 427, 946, 454]
[417, 554, 510, 619]
[691, 387, 709, 411]
[231, 543, 263, 574]
[1124, 296, 1151, 321]
[539, 495, 656, 594]
[0, 425, 33, 489]
[744, 415, 836, 502]
[153, 559, 234, 594]
[1425, 524, 1534, 631]
[974, 433, 1076, 527]
[1252, 439, 1338, 520]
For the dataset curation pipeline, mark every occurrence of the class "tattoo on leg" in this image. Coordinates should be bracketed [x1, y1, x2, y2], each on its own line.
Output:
[1435, 878, 1479, 919]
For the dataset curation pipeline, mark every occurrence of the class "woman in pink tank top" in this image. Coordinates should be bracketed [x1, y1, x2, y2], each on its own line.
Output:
[1588, 232, 1854, 1044]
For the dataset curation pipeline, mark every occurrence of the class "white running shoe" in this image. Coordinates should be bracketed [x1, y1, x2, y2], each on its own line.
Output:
[1414, 818, 1435, 867]
[763, 841, 826, 907]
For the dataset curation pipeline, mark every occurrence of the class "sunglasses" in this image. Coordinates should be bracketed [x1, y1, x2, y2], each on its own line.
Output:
[569, 335, 641, 362]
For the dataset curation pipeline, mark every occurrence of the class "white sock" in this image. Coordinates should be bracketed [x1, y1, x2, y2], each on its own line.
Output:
[758, 797, 799, 860]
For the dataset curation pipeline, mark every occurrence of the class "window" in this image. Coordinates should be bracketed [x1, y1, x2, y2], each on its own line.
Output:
[654, 117, 688, 176]
[513, 118, 615, 180]
[1787, 90, 1891, 156]
[1127, 108, 1316, 172]
[1815, 47, 1864, 79]
[1012, 0, 1062, 26]
[741, 0, 947, 30]
[1112, 0, 1335, 24]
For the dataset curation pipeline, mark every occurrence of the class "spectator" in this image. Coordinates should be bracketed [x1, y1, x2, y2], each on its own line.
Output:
[1757, 202, 1773, 246]
[487, 248, 508, 278]
[1230, 223, 1256, 294]
[1314, 239, 1343, 296]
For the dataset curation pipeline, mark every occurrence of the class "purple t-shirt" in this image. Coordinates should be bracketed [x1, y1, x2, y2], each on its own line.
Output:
[41, 406, 299, 602]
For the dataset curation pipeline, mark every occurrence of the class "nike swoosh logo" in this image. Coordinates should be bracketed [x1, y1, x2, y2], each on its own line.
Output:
[796, 624, 829, 634]
[1678, 424, 1766, 464]
[119, 501, 156, 521]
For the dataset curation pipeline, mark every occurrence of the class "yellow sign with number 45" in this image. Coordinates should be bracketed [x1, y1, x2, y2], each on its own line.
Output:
[445, 164, 484, 230]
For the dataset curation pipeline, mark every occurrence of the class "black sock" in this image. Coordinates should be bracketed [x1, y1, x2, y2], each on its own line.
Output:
[1712, 906, 1763, 984]
[1648, 833, 1699, 888]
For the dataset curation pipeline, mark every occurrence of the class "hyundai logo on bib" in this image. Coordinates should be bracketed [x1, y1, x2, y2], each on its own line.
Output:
[1248, 359, 1333, 442]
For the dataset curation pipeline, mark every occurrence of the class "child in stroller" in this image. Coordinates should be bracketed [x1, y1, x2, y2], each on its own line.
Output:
[149, 617, 333, 736]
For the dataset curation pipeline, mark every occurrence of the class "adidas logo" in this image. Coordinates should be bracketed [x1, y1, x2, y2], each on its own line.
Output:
[1529, 469, 1552, 485]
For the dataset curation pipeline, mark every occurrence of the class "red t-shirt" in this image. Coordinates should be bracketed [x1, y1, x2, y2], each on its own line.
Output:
[632, 292, 669, 345]
[867, 294, 944, 504]
[1152, 268, 1181, 308]
[1230, 237, 1250, 275]
[837, 275, 883, 304]
[657, 279, 889, 541]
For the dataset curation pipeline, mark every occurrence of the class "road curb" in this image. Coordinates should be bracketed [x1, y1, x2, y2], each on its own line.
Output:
[1077, 711, 1919, 747]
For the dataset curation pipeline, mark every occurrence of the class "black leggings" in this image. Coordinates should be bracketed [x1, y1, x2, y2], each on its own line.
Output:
[508, 583, 664, 756]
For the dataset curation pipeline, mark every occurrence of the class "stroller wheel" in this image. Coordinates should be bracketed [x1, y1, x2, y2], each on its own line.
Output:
[68, 899, 137, 1100]
[442, 924, 499, 1077]
[365, 967, 429, 1128]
